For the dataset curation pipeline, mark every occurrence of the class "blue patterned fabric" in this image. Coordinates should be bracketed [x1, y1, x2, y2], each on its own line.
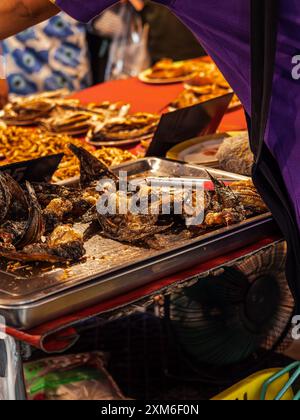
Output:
[1, 13, 91, 95]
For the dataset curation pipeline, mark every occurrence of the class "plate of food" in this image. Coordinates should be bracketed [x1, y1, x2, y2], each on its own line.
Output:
[167, 69, 242, 112]
[0, 90, 79, 126]
[169, 89, 241, 112]
[138, 58, 214, 85]
[86, 112, 160, 147]
[182, 72, 242, 110]
[0, 99, 55, 126]
[166, 131, 247, 167]
[39, 101, 131, 137]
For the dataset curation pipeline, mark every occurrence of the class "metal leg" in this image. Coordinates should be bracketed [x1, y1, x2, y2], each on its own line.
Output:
[0, 336, 26, 400]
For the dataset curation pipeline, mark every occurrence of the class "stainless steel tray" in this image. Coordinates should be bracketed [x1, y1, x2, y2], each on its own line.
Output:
[0, 158, 277, 329]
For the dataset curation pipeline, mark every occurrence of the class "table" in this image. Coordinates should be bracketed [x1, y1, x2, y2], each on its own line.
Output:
[72, 77, 247, 133]
[0, 78, 276, 400]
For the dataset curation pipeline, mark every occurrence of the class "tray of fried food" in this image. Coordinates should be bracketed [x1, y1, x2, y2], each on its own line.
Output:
[0, 146, 272, 329]
[86, 112, 160, 146]
[0, 145, 268, 266]
[54, 101, 130, 118]
[0, 125, 138, 182]
[0, 145, 141, 267]
[15, 89, 83, 110]
[169, 88, 240, 111]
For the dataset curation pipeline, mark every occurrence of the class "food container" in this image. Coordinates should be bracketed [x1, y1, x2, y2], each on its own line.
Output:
[0, 158, 278, 329]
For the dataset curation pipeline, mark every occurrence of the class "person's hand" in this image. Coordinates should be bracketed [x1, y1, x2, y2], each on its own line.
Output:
[0, 79, 8, 109]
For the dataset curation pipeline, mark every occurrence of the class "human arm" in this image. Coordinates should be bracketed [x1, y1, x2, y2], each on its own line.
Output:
[0, 0, 59, 40]
[0, 0, 168, 39]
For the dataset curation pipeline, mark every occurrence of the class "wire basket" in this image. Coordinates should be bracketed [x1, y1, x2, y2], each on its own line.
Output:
[213, 363, 300, 400]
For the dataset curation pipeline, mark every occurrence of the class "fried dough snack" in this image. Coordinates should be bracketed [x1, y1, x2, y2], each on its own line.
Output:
[0, 126, 137, 182]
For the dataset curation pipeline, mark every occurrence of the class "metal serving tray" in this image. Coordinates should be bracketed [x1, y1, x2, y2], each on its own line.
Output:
[0, 158, 278, 329]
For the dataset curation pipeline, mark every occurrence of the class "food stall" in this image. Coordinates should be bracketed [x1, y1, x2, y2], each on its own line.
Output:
[2, 0, 300, 401]
[0, 57, 294, 400]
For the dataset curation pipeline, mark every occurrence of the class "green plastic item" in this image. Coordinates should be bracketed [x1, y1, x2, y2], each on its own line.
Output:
[260, 362, 300, 401]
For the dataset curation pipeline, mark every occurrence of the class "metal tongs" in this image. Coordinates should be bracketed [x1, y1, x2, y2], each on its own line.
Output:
[129, 175, 234, 189]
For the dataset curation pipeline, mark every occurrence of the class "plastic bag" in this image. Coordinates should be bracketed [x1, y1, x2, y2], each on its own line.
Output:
[24, 352, 127, 400]
[105, 4, 150, 81]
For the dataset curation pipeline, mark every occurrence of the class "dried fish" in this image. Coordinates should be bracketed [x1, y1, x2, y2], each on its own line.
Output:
[2, 99, 55, 126]
[87, 113, 160, 143]
[3, 173, 28, 220]
[0, 181, 44, 249]
[68, 143, 118, 188]
[0, 144, 268, 265]
[230, 180, 268, 216]
[0, 226, 85, 263]
[97, 192, 174, 243]
[0, 173, 12, 223]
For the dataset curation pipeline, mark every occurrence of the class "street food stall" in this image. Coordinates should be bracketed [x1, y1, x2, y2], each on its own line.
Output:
[0, 66, 293, 400]
[0, 0, 300, 402]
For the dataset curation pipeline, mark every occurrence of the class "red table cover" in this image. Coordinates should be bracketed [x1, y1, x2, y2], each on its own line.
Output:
[72, 77, 247, 132]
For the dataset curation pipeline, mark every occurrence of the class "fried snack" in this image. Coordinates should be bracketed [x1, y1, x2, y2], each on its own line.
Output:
[147, 59, 196, 80]
[87, 112, 160, 143]
[85, 101, 130, 118]
[41, 110, 94, 136]
[170, 88, 240, 111]
[169, 62, 241, 110]
[1, 100, 55, 126]
[93, 148, 139, 167]
[10, 89, 71, 102]
[0, 90, 78, 126]
[183, 74, 215, 95]
[54, 145, 137, 182]
[170, 84, 234, 110]
[170, 90, 205, 109]
[41, 102, 131, 137]
[145, 58, 215, 82]
[0, 89, 131, 134]
[0, 126, 137, 182]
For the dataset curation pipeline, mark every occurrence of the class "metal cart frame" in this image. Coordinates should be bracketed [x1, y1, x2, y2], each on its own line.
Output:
[0, 236, 282, 401]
